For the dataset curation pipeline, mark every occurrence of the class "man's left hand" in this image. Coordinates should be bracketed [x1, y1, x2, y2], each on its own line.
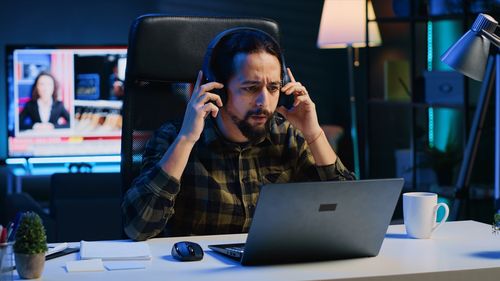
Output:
[276, 68, 322, 142]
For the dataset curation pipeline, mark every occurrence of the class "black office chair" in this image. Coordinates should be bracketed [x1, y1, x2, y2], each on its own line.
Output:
[50, 173, 122, 242]
[121, 15, 282, 193]
[4, 173, 122, 243]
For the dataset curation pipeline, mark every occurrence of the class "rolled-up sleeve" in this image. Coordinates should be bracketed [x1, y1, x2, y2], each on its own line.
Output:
[315, 157, 356, 181]
[121, 123, 181, 241]
[293, 128, 356, 182]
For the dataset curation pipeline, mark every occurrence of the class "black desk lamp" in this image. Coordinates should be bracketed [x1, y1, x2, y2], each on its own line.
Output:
[441, 13, 500, 220]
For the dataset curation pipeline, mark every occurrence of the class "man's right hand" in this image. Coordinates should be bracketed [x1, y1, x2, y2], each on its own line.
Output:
[178, 70, 224, 143]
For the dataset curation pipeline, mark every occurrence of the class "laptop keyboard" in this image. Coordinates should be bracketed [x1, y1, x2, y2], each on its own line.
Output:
[227, 246, 245, 254]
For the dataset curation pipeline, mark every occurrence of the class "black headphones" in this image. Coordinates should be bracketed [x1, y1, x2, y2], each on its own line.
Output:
[201, 27, 291, 106]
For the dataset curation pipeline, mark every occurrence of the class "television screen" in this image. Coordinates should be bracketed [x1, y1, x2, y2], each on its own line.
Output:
[6, 46, 127, 158]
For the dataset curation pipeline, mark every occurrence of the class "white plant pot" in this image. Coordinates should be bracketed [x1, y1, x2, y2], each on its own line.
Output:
[14, 253, 45, 279]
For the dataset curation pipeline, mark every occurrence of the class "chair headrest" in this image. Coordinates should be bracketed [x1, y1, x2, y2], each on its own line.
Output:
[126, 15, 280, 83]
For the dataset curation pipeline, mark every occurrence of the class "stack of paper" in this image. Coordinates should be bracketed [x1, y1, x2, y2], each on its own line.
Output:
[80, 241, 152, 261]
[66, 259, 105, 272]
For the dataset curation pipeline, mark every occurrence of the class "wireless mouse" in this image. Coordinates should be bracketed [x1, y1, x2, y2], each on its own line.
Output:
[171, 241, 204, 261]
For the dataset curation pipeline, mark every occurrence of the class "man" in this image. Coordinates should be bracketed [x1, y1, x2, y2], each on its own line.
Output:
[122, 29, 354, 241]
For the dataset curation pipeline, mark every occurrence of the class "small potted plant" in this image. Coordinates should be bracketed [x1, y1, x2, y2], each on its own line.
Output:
[13, 212, 48, 279]
[493, 214, 500, 234]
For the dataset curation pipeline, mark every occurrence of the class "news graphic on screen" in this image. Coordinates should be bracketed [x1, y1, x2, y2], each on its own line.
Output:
[6, 46, 127, 158]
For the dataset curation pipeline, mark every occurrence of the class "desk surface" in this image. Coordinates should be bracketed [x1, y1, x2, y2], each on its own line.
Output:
[27, 221, 500, 281]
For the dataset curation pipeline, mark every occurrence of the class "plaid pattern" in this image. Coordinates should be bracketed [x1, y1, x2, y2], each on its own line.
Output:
[122, 115, 355, 240]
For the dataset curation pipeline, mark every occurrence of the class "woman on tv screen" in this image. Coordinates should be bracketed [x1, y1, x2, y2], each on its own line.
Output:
[19, 71, 70, 131]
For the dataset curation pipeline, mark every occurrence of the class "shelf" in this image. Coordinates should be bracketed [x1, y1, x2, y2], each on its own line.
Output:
[362, 0, 497, 220]
[369, 12, 499, 24]
[367, 100, 412, 106]
[428, 184, 494, 200]
[367, 99, 465, 109]
[413, 102, 464, 109]
[369, 15, 466, 23]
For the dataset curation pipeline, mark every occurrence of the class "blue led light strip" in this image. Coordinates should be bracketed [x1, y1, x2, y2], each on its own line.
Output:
[6, 155, 121, 165]
[427, 21, 435, 148]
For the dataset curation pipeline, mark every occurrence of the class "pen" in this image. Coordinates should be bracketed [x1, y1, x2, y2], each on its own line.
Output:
[5, 222, 14, 242]
[7, 212, 22, 242]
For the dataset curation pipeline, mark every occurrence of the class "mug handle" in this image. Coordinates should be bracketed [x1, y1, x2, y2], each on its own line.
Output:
[432, 202, 449, 233]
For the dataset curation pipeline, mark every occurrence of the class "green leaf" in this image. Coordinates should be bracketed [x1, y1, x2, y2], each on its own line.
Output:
[13, 212, 48, 255]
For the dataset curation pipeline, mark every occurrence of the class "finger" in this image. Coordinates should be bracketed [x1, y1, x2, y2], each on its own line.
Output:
[197, 92, 223, 107]
[293, 95, 310, 107]
[194, 70, 203, 92]
[287, 68, 296, 82]
[285, 85, 308, 96]
[199, 82, 224, 94]
[281, 81, 305, 93]
[202, 102, 220, 118]
[281, 81, 298, 92]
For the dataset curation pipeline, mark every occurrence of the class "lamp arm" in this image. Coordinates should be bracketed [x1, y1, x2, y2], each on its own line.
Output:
[481, 29, 500, 48]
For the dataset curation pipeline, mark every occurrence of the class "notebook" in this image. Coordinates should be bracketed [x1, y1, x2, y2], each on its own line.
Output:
[209, 178, 404, 265]
[80, 241, 152, 261]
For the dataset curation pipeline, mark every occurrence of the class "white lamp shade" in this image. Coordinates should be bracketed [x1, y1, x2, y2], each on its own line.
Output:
[317, 0, 382, 49]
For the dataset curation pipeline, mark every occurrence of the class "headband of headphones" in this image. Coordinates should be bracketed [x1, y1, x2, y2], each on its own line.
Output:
[202, 27, 289, 85]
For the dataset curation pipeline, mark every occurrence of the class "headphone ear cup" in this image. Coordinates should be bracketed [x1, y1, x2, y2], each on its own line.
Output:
[213, 87, 227, 105]
[279, 62, 294, 109]
[281, 56, 290, 86]
[282, 70, 291, 86]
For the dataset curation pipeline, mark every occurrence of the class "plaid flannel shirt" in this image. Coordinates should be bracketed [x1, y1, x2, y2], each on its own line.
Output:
[122, 115, 355, 240]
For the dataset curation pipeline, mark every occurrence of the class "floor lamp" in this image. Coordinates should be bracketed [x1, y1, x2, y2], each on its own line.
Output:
[317, 0, 381, 179]
[441, 13, 500, 220]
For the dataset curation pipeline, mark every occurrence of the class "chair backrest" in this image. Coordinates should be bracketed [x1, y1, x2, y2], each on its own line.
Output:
[50, 172, 122, 242]
[121, 15, 281, 193]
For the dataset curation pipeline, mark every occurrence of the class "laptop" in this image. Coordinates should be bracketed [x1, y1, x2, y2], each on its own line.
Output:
[209, 178, 404, 265]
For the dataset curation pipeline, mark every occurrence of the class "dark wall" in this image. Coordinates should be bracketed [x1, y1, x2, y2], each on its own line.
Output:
[0, 0, 353, 167]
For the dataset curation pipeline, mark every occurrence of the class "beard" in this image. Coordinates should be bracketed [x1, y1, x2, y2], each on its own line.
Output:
[230, 108, 273, 143]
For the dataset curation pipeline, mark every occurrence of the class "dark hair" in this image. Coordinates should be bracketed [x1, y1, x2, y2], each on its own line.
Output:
[31, 71, 58, 101]
[210, 29, 284, 86]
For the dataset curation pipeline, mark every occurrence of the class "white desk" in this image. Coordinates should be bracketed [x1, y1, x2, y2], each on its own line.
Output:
[26, 221, 500, 281]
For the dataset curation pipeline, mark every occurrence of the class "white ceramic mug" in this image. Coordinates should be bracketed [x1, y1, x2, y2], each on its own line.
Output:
[403, 192, 449, 239]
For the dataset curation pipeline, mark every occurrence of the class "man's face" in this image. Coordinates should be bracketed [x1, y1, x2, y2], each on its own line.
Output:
[225, 51, 282, 142]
